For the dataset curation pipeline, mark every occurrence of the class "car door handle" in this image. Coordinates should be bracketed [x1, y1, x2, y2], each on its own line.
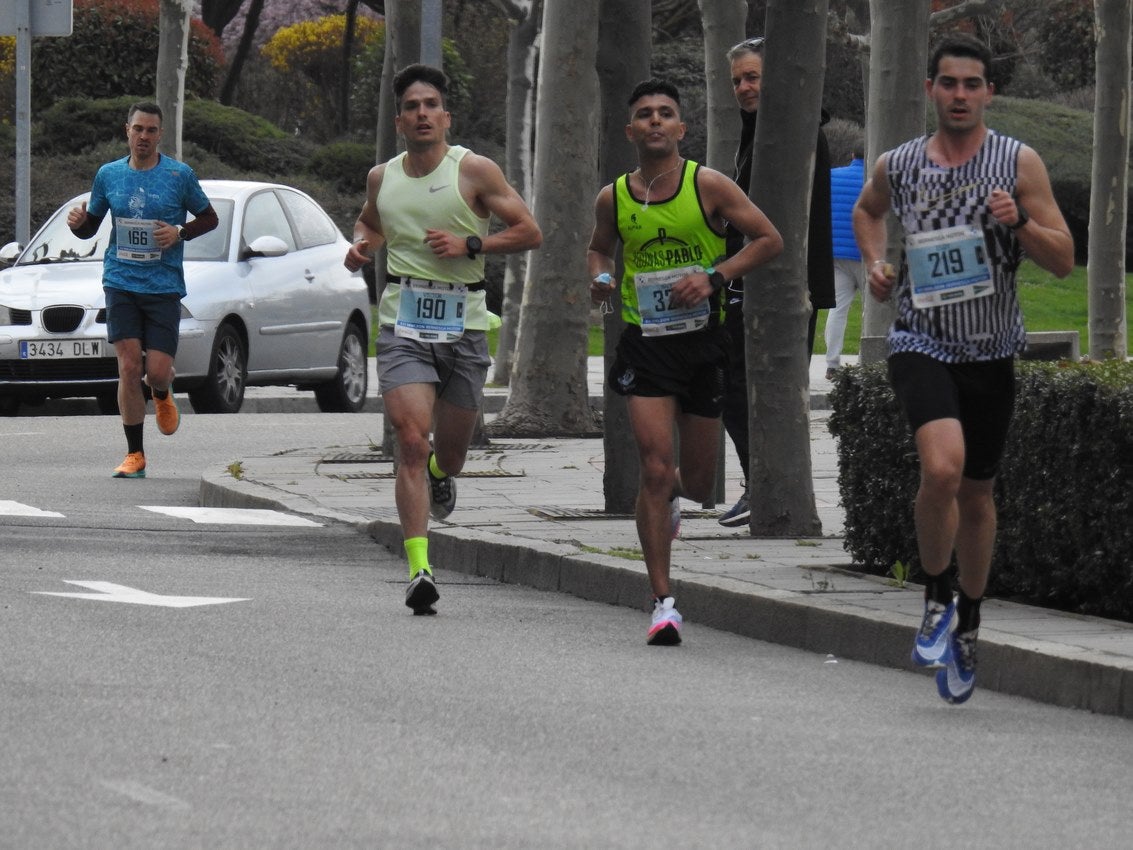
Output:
[304, 269, 316, 282]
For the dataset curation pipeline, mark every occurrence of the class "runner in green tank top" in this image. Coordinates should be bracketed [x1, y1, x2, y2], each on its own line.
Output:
[587, 79, 782, 646]
[345, 64, 542, 615]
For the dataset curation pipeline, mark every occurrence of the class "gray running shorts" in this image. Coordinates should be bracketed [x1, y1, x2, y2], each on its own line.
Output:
[376, 325, 490, 410]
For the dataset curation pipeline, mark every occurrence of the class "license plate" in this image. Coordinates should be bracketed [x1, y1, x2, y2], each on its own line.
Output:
[19, 339, 107, 359]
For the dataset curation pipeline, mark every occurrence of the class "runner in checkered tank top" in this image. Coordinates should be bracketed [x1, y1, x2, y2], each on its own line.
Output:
[851, 33, 1073, 704]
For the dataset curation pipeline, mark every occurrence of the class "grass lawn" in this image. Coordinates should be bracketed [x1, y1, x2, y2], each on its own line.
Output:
[450, 262, 1130, 359]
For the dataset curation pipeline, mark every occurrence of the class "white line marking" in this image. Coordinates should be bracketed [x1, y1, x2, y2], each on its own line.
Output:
[139, 506, 322, 526]
[99, 779, 191, 811]
[0, 500, 64, 518]
[33, 581, 250, 608]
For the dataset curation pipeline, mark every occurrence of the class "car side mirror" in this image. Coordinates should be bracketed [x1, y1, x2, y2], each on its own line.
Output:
[242, 235, 290, 259]
[0, 241, 23, 264]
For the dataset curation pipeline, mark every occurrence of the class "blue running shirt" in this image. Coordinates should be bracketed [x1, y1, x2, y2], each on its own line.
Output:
[87, 154, 211, 297]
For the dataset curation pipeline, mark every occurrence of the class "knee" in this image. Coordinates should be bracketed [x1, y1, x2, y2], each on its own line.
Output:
[395, 431, 432, 469]
[920, 456, 963, 499]
[638, 455, 675, 496]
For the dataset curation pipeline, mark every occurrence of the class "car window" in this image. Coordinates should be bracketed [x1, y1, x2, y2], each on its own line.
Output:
[17, 200, 109, 266]
[184, 199, 233, 261]
[277, 189, 340, 249]
[242, 191, 296, 252]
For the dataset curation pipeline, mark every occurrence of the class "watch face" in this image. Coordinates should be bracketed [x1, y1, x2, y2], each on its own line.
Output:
[468, 236, 482, 251]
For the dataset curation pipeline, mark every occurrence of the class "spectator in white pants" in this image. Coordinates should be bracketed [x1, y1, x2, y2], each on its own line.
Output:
[825, 145, 865, 379]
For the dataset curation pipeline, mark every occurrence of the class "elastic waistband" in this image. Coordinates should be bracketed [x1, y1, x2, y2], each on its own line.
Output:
[386, 275, 486, 292]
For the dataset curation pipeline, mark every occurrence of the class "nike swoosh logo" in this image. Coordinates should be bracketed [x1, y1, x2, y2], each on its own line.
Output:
[429, 184, 450, 193]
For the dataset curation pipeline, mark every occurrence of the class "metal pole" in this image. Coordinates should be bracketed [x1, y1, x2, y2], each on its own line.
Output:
[420, 0, 442, 68]
[15, 0, 32, 246]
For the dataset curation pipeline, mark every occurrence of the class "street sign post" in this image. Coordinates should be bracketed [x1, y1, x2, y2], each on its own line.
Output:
[2, 0, 73, 248]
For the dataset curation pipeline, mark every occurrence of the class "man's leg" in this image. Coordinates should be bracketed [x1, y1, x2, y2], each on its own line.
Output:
[677, 411, 725, 505]
[824, 261, 857, 372]
[431, 397, 480, 480]
[111, 338, 148, 478]
[383, 382, 438, 541]
[626, 394, 679, 599]
[912, 417, 965, 575]
[953, 476, 997, 601]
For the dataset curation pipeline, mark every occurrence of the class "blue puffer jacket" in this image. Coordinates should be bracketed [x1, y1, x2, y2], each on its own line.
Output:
[830, 157, 864, 261]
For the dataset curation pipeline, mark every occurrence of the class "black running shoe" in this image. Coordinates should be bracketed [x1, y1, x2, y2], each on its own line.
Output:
[405, 570, 440, 615]
[427, 456, 457, 521]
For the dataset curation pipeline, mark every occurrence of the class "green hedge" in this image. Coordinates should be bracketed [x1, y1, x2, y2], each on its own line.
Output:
[828, 359, 1133, 622]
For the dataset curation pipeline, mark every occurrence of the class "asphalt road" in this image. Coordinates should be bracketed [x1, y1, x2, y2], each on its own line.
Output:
[2, 412, 1132, 848]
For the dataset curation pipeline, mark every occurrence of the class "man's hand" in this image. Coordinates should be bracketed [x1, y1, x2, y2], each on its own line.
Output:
[66, 202, 87, 230]
[867, 260, 896, 302]
[344, 239, 372, 271]
[153, 221, 181, 250]
[424, 228, 466, 259]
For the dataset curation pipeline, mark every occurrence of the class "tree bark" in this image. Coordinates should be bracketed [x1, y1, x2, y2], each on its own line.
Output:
[490, 0, 541, 387]
[218, 0, 264, 106]
[745, 0, 826, 536]
[858, 0, 930, 363]
[1087, 0, 1131, 360]
[595, 0, 651, 512]
[698, 0, 746, 173]
[156, 0, 192, 162]
[487, 0, 601, 437]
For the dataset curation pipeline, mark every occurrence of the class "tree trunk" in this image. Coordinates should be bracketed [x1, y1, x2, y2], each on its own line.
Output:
[490, 0, 541, 387]
[858, 0, 930, 364]
[595, 0, 651, 512]
[218, 0, 264, 106]
[1087, 0, 1131, 360]
[745, 0, 826, 537]
[156, 0, 191, 161]
[698, 0, 746, 173]
[487, 0, 601, 437]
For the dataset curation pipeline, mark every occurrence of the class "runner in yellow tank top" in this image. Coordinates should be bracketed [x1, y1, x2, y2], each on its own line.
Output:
[587, 79, 782, 646]
[345, 64, 542, 615]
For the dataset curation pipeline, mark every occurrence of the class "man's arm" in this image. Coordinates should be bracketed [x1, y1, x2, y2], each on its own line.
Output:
[424, 153, 542, 259]
[586, 184, 618, 306]
[667, 168, 782, 308]
[988, 145, 1074, 278]
[852, 153, 897, 302]
[345, 163, 387, 272]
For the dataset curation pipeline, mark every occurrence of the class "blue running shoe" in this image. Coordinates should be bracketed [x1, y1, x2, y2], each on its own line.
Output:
[936, 629, 978, 704]
[911, 598, 955, 666]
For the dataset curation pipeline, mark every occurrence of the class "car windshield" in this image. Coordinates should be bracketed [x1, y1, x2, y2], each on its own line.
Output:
[16, 198, 235, 265]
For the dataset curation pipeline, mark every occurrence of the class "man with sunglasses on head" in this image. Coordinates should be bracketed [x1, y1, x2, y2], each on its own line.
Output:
[853, 33, 1073, 704]
[345, 64, 542, 615]
[716, 36, 836, 528]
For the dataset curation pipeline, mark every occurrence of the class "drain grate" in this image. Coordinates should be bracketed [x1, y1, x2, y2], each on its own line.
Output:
[320, 452, 391, 464]
[529, 507, 717, 520]
[335, 469, 526, 481]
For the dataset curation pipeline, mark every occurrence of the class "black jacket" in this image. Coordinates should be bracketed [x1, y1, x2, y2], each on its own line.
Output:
[726, 108, 836, 309]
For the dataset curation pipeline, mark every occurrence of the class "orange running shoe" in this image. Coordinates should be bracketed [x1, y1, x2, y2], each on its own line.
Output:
[153, 391, 180, 436]
[112, 451, 146, 479]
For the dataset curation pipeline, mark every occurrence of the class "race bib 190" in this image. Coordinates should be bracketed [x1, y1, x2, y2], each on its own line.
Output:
[394, 279, 467, 342]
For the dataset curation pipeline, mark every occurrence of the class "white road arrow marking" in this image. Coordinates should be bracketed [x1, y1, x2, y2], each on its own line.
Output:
[32, 581, 250, 608]
[140, 506, 322, 526]
[0, 500, 64, 517]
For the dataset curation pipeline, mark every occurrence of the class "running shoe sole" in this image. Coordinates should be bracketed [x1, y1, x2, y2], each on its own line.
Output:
[647, 622, 682, 646]
[405, 573, 440, 615]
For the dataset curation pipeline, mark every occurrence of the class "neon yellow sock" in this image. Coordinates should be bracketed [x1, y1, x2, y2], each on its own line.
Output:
[428, 452, 447, 479]
[404, 537, 431, 578]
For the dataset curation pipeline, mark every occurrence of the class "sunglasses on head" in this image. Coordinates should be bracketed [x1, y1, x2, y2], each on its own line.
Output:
[730, 36, 765, 53]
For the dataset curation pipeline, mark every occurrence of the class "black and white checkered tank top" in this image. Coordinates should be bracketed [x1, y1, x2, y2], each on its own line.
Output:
[887, 131, 1026, 362]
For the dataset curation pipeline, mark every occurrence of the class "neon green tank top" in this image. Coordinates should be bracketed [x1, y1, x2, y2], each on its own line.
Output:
[615, 160, 727, 326]
[376, 145, 491, 330]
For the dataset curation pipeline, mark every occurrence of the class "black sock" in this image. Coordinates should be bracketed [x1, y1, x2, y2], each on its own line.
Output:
[124, 422, 144, 455]
[923, 571, 954, 606]
[152, 388, 168, 400]
[957, 590, 982, 633]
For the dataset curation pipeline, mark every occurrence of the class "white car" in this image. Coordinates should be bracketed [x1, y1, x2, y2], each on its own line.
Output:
[0, 180, 370, 416]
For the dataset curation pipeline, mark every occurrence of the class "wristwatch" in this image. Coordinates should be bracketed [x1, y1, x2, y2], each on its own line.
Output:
[177, 226, 188, 241]
[466, 235, 483, 259]
[704, 265, 726, 293]
[1010, 204, 1029, 230]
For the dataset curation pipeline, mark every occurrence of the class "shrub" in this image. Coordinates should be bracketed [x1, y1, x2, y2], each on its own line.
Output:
[29, 0, 224, 109]
[828, 359, 1133, 623]
[307, 142, 375, 193]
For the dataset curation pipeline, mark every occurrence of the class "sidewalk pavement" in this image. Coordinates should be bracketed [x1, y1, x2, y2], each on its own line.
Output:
[202, 356, 1133, 719]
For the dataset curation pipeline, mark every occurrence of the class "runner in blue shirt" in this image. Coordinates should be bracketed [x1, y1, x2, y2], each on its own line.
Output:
[68, 101, 218, 479]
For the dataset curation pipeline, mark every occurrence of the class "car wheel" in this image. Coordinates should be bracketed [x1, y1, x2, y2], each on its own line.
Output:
[95, 391, 120, 415]
[188, 324, 247, 414]
[315, 321, 368, 413]
[0, 396, 20, 417]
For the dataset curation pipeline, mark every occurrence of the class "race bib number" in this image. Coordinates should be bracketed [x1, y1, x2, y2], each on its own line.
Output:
[634, 265, 710, 337]
[394, 279, 467, 342]
[115, 218, 161, 262]
[905, 225, 994, 309]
